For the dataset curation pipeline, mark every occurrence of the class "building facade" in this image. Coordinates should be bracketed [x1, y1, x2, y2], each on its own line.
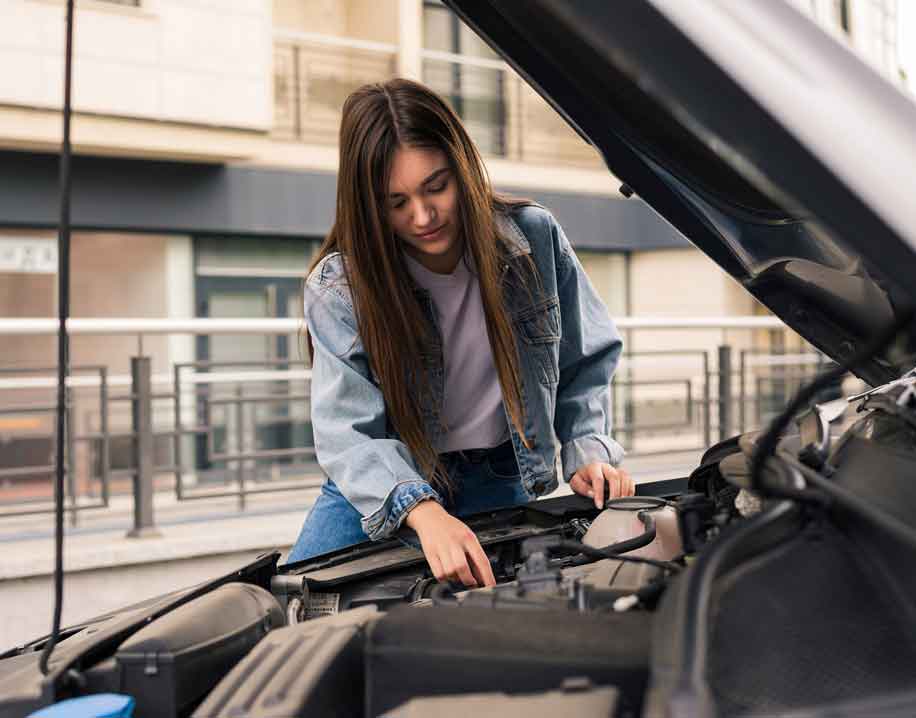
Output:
[0, 0, 693, 372]
[0, 0, 908, 475]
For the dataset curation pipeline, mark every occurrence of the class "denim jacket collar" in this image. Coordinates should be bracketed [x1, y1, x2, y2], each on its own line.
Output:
[495, 211, 532, 258]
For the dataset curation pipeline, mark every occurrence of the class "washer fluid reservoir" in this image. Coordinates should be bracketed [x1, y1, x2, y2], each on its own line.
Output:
[582, 497, 683, 560]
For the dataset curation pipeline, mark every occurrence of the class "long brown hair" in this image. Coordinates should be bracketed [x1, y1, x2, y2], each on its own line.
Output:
[307, 78, 532, 491]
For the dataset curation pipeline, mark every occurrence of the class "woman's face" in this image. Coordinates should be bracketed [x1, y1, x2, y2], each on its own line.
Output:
[387, 145, 461, 274]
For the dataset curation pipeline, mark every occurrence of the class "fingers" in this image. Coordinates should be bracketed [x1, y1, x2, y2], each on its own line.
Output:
[417, 514, 494, 588]
[572, 463, 636, 506]
[449, 546, 478, 588]
[428, 553, 445, 584]
[602, 465, 635, 498]
[589, 463, 605, 509]
[431, 544, 491, 589]
[570, 473, 590, 499]
[571, 467, 605, 508]
[621, 468, 636, 496]
[467, 538, 497, 587]
[428, 550, 473, 586]
[570, 467, 607, 508]
[601, 463, 620, 501]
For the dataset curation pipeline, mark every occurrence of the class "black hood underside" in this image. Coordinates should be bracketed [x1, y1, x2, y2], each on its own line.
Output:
[444, 0, 916, 386]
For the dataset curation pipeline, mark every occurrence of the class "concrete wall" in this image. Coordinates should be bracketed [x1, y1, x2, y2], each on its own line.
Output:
[0, 0, 272, 130]
[629, 247, 738, 365]
[0, 228, 57, 369]
[578, 251, 627, 318]
[274, 0, 346, 36]
[70, 233, 171, 377]
[274, 0, 398, 42]
[623, 248, 760, 428]
[347, 0, 400, 44]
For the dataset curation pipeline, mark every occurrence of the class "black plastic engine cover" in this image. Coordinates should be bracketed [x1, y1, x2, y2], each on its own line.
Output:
[365, 604, 651, 716]
[115, 582, 285, 717]
[646, 501, 916, 717]
[193, 606, 379, 718]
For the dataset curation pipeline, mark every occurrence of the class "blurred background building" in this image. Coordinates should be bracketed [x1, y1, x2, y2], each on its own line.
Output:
[0, 0, 912, 648]
[0, 0, 909, 497]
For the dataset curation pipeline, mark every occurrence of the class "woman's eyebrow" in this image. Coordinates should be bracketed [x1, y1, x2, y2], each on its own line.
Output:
[389, 167, 450, 198]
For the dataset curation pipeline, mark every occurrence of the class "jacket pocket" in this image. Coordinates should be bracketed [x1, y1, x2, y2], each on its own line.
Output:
[514, 295, 560, 386]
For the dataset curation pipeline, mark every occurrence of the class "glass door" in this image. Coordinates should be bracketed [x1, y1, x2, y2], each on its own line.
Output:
[195, 277, 308, 479]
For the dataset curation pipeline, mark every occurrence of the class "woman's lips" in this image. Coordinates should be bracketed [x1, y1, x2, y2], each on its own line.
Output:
[415, 224, 447, 241]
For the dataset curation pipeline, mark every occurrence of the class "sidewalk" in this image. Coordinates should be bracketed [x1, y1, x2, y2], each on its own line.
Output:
[0, 485, 322, 580]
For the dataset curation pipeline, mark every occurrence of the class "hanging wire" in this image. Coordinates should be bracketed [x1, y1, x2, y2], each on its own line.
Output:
[40, 0, 75, 677]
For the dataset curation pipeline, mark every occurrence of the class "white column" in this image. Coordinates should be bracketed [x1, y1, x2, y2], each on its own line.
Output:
[397, 0, 423, 80]
[165, 236, 195, 369]
[164, 235, 197, 484]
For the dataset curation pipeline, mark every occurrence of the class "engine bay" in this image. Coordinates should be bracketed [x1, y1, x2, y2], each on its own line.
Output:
[231, 383, 916, 717]
[279, 491, 684, 622]
[5, 385, 916, 718]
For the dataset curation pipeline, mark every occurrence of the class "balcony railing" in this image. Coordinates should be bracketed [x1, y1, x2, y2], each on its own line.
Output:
[273, 31, 398, 145]
[420, 49, 602, 168]
[272, 31, 602, 169]
[0, 316, 846, 533]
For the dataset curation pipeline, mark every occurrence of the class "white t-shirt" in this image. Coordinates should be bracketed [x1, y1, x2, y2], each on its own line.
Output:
[404, 252, 508, 452]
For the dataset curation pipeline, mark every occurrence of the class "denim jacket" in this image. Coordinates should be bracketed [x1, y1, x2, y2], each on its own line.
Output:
[304, 204, 624, 541]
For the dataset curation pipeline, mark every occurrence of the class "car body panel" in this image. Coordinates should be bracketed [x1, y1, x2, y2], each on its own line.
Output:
[444, 0, 916, 385]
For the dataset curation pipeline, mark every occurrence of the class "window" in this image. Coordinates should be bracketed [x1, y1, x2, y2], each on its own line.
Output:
[575, 251, 628, 318]
[422, 1, 506, 156]
[195, 237, 318, 279]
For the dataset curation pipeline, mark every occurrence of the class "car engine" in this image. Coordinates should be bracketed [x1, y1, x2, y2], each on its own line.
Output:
[5, 387, 916, 718]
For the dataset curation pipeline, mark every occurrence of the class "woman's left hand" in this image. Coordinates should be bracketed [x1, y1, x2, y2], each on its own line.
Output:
[570, 462, 635, 509]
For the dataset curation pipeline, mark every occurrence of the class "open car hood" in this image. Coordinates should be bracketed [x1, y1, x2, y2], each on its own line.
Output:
[444, 0, 916, 386]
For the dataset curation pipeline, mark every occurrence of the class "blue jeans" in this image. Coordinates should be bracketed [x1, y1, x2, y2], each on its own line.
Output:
[285, 441, 528, 564]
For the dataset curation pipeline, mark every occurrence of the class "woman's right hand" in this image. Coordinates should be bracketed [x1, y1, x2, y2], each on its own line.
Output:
[405, 500, 496, 588]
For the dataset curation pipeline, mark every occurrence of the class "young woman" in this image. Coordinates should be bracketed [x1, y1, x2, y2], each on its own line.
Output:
[287, 78, 633, 587]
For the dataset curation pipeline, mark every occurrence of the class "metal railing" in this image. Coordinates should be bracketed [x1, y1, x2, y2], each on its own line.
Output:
[273, 30, 398, 145]
[0, 359, 319, 530]
[419, 49, 601, 168]
[0, 316, 840, 534]
[271, 30, 602, 169]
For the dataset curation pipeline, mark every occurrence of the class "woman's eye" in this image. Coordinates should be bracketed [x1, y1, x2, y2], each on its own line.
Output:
[391, 200, 406, 210]
[428, 181, 447, 193]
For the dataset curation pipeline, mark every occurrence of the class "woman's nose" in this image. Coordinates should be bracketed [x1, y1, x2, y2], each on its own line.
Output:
[412, 199, 435, 228]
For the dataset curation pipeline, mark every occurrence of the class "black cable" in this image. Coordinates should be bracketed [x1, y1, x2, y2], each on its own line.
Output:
[776, 448, 916, 554]
[557, 541, 681, 572]
[40, 0, 74, 677]
[750, 309, 914, 498]
[555, 510, 681, 571]
[591, 510, 656, 555]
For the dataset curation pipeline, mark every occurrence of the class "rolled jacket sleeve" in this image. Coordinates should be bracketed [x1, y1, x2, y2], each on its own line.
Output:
[306, 283, 441, 540]
[548, 214, 626, 481]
